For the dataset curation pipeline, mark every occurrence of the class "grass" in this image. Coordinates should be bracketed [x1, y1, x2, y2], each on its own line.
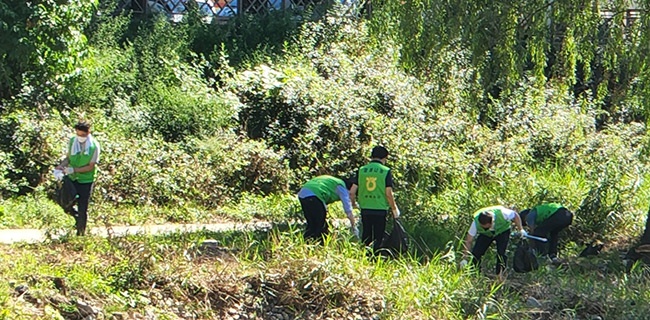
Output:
[0, 224, 649, 319]
[2, 167, 650, 318]
[0, 192, 301, 230]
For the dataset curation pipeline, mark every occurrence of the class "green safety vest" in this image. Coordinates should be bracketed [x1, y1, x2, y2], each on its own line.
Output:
[474, 206, 511, 237]
[68, 137, 99, 184]
[358, 161, 390, 210]
[534, 203, 563, 224]
[303, 175, 345, 204]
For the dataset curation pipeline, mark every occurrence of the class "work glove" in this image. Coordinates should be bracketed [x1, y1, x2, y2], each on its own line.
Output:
[514, 230, 528, 239]
[64, 167, 75, 175]
[459, 259, 468, 268]
[53, 169, 64, 181]
[351, 224, 360, 239]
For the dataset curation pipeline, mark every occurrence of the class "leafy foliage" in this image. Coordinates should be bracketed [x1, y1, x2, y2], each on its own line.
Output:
[1, 0, 650, 253]
[0, 0, 97, 103]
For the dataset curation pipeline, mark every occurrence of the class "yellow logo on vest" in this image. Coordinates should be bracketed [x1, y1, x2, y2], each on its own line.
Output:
[365, 177, 377, 191]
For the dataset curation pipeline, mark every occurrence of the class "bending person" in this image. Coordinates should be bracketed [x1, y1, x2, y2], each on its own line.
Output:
[297, 175, 356, 242]
[462, 205, 525, 277]
[519, 203, 573, 262]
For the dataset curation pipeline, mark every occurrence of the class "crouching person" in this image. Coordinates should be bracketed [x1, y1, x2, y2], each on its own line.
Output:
[461, 205, 526, 277]
[519, 203, 573, 262]
[297, 175, 357, 242]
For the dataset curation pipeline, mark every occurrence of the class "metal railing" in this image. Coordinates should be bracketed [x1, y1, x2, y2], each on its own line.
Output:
[601, 9, 643, 27]
[121, 0, 369, 20]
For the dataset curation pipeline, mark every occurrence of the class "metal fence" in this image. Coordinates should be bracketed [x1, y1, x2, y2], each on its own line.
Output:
[122, 0, 370, 20]
[601, 9, 643, 27]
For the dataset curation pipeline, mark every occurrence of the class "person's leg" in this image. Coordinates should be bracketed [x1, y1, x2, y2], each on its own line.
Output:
[74, 182, 93, 236]
[531, 222, 552, 256]
[67, 202, 79, 218]
[315, 206, 328, 240]
[371, 215, 387, 252]
[545, 208, 573, 258]
[471, 234, 494, 270]
[361, 214, 374, 247]
[300, 197, 316, 239]
[300, 196, 326, 240]
[494, 230, 511, 275]
[69, 180, 81, 224]
[62, 177, 78, 217]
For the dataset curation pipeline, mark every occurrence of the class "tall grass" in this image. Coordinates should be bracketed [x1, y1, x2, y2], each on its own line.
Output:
[2, 225, 649, 318]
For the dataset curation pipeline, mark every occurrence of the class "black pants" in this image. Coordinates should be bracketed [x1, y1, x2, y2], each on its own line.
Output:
[67, 181, 93, 236]
[361, 212, 387, 252]
[530, 208, 573, 258]
[471, 229, 510, 275]
[299, 196, 328, 241]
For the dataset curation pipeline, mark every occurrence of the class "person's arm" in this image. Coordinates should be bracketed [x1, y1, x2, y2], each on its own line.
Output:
[459, 222, 478, 267]
[384, 169, 399, 218]
[463, 233, 474, 258]
[349, 184, 358, 209]
[349, 171, 359, 209]
[386, 187, 400, 218]
[463, 221, 477, 258]
[72, 162, 96, 173]
[55, 157, 69, 170]
[56, 139, 72, 170]
[513, 212, 525, 232]
[336, 185, 356, 227]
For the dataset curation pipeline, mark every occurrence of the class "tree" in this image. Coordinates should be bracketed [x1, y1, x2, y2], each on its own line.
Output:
[0, 0, 97, 103]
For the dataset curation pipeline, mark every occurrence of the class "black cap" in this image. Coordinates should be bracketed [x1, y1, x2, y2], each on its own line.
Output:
[74, 120, 91, 132]
[371, 146, 389, 159]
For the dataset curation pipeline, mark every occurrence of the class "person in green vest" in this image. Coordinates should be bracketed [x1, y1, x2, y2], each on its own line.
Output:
[461, 205, 526, 276]
[55, 120, 101, 236]
[349, 146, 400, 254]
[519, 203, 573, 262]
[297, 175, 357, 242]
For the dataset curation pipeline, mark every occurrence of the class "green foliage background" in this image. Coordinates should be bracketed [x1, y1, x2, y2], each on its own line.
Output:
[1, 0, 650, 245]
[3, 1, 650, 319]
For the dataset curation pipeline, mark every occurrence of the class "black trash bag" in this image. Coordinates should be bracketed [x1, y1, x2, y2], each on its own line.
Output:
[54, 176, 77, 212]
[579, 242, 604, 257]
[624, 244, 650, 272]
[378, 219, 409, 258]
[513, 240, 539, 273]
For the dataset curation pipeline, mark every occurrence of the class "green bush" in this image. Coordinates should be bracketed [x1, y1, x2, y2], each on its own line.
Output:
[0, 0, 97, 101]
[96, 130, 292, 208]
[0, 110, 69, 196]
[139, 70, 234, 142]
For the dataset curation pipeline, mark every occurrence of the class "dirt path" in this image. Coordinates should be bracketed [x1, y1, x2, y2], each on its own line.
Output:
[0, 219, 349, 244]
[0, 221, 276, 244]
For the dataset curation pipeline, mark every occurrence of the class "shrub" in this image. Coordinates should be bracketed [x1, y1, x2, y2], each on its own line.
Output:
[0, 110, 69, 196]
[96, 130, 292, 208]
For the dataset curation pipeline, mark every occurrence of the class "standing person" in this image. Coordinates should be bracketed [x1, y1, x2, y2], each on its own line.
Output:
[297, 175, 357, 242]
[461, 205, 526, 277]
[519, 203, 573, 262]
[350, 146, 400, 254]
[55, 120, 100, 236]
